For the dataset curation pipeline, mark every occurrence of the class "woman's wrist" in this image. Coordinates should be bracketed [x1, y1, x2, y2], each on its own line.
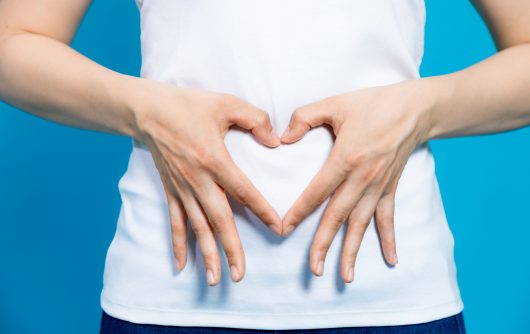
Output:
[114, 74, 159, 142]
[411, 74, 457, 143]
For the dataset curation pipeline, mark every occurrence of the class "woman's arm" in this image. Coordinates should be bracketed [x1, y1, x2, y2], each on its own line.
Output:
[0, 0, 138, 135]
[0, 0, 283, 286]
[425, 0, 530, 139]
[279, 0, 530, 282]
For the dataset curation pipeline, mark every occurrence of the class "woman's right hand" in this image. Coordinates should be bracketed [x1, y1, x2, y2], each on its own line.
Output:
[131, 79, 282, 286]
[0, 0, 282, 287]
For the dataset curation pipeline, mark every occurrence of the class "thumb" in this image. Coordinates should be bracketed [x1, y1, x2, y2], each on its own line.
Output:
[281, 101, 334, 144]
[228, 100, 281, 148]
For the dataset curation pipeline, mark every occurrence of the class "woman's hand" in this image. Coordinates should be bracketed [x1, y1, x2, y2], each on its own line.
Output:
[131, 79, 282, 286]
[280, 79, 434, 283]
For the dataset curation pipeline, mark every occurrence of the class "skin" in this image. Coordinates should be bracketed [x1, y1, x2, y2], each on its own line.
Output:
[0, 0, 529, 286]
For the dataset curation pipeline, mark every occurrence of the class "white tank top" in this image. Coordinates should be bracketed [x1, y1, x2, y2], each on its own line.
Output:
[101, 0, 464, 329]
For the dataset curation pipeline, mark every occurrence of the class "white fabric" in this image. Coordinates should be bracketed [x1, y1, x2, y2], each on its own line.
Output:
[101, 0, 464, 329]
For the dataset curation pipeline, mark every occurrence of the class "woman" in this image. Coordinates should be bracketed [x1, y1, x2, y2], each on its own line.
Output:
[1, 0, 529, 333]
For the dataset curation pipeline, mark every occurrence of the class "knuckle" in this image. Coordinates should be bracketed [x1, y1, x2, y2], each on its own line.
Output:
[254, 111, 270, 128]
[323, 95, 339, 108]
[304, 189, 334, 210]
[342, 246, 355, 261]
[291, 213, 305, 227]
[326, 152, 347, 174]
[382, 188, 394, 197]
[231, 183, 250, 205]
[178, 165, 200, 187]
[381, 170, 396, 188]
[343, 155, 357, 171]
[361, 167, 379, 185]
[309, 193, 330, 209]
[291, 109, 306, 124]
[359, 161, 387, 187]
[376, 217, 392, 234]
[381, 231, 395, 246]
[310, 242, 329, 259]
[379, 206, 395, 223]
[386, 184, 398, 197]
[193, 145, 222, 170]
[344, 249, 359, 264]
[223, 246, 240, 263]
[202, 254, 217, 268]
[202, 153, 223, 172]
[351, 218, 370, 230]
[224, 210, 235, 224]
[286, 208, 304, 226]
[170, 218, 185, 234]
[323, 209, 349, 227]
[207, 216, 222, 232]
[380, 176, 397, 196]
[191, 223, 210, 237]
[188, 144, 206, 164]
[215, 93, 240, 110]
[318, 243, 330, 255]
[345, 150, 368, 169]
[209, 213, 231, 233]
[342, 237, 359, 255]
[318, 98, 338, 118]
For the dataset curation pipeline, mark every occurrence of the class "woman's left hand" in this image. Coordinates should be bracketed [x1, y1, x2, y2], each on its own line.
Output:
[280, 79, 436, 283]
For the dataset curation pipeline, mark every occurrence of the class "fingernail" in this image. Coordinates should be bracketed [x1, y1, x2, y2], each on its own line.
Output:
[175, 258, 181, 270]
[206, 269, 215, 285]
[230, 265, 240, 282]
[316, 260, 324, 276]
[393, 253, 398, 265]
[284, 225, 295, 236]
[281, 126, 291, 139]
[346, 267, 354, 282]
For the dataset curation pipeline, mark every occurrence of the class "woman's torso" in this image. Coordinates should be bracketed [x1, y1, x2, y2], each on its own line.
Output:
[101, 0, 464, 329]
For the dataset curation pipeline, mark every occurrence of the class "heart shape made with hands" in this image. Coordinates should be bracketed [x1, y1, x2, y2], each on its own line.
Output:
[223, 108, 336, 236]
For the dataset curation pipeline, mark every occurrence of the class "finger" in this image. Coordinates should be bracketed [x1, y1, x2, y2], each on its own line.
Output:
[374, 186, 398, 266]
[209, 146, 283, 236]
[341, 192, 381, 283]
[281, 99, 336, 144]
[178, 189, 222, 286]
[374, 159, 406, 266]
[308, 176, 364, 276]
[191, 177, 246, 283]
[151, 151, 189, 271]
[228, 98, 281, 147]
[167, 191, 189, 271]
[282, 146, 349, 235]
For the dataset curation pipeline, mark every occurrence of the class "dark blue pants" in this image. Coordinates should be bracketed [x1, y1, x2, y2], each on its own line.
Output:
[100, 311, 466, 334]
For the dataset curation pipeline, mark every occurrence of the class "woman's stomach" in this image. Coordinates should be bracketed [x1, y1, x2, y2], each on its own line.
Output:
[102, 120, 461, 316]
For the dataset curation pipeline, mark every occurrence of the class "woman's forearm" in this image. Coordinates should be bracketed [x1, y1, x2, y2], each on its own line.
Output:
[0, 31, 143, 138]
[422, 43, 530, 141]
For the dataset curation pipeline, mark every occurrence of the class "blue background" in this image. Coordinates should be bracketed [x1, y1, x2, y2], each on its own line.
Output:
[1, 1, 529, 333]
